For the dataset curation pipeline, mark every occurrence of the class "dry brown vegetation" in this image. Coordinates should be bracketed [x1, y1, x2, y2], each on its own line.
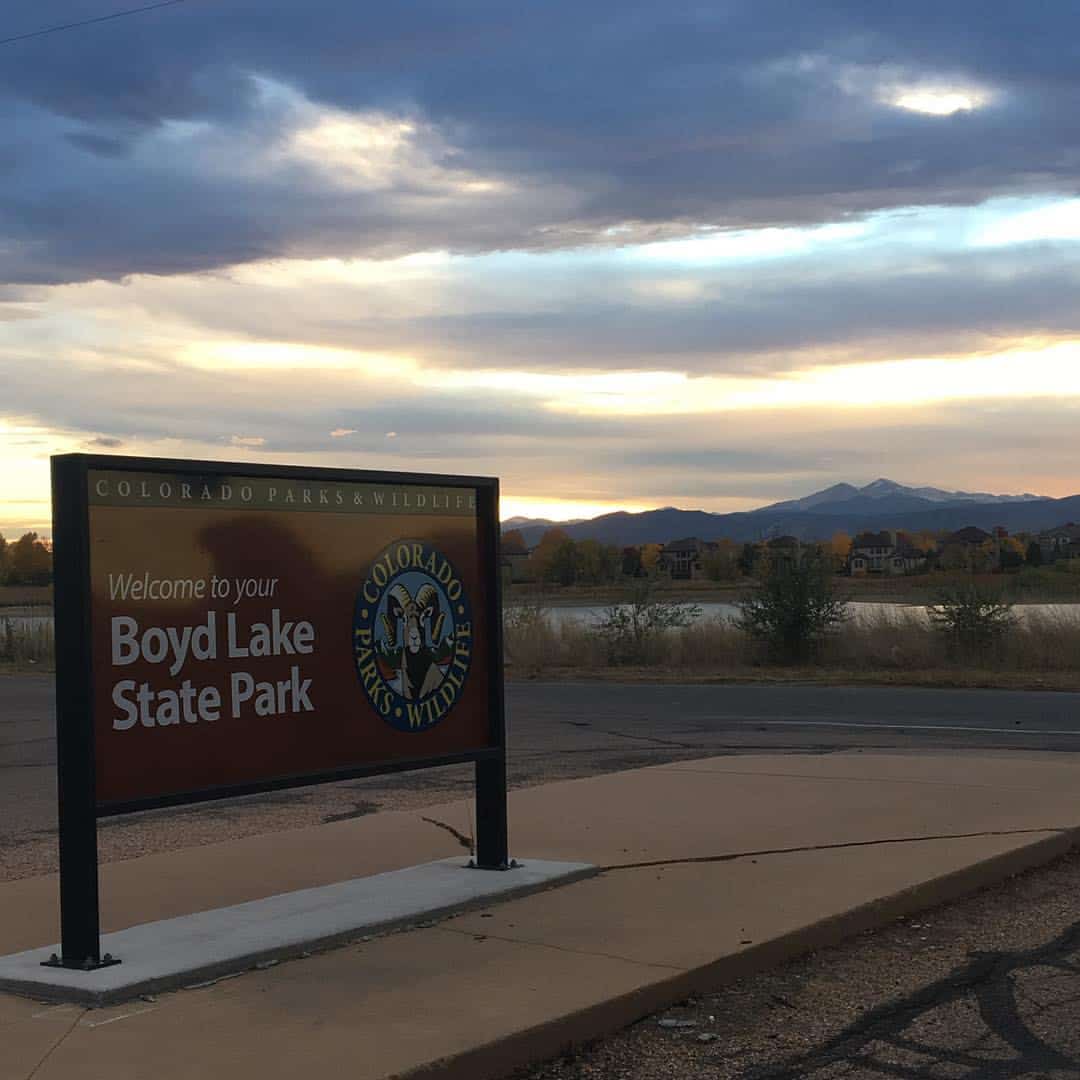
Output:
[506, 563, 1080, 606]
[0, 615, 54, 669]
[4, 600, 1079, 686]
[503, 603, 1080, 689]
[0, 584, 52, 608]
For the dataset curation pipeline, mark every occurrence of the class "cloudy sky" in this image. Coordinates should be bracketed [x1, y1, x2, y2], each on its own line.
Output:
[3, 1, 1080, 535]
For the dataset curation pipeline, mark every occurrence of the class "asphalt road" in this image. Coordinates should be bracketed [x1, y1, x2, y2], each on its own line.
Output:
[3, 675, 1080, 876]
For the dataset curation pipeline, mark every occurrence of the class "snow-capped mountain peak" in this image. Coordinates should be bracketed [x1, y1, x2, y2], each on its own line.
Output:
[856, 479, 1043, 505]
[759, 478, 1045, 514]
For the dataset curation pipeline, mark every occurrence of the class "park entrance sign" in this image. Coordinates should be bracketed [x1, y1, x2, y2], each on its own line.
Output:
[50, 454, 507, 972]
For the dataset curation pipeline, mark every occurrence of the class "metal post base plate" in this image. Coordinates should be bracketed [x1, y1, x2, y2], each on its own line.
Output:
[41, 952, 122, 972]
[467, 858, 520, 871]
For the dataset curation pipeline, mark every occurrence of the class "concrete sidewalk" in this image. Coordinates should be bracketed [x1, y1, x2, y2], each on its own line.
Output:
[3, 751, 1080, 1080]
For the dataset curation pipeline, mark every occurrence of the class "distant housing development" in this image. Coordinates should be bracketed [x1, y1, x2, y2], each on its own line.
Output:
[501, 516, 1080, 585]
[1039, 523, 1080, 563]
[849, 532, 928, 576]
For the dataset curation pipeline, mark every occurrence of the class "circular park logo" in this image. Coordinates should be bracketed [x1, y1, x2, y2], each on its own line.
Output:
[353, 541, 473, 732]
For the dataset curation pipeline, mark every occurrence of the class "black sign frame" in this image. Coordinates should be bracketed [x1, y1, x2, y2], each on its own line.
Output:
[49, 453, 508, 972]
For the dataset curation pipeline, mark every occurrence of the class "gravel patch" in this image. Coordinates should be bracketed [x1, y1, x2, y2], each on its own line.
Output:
[0, 746, 692, 882]
[0, 764, 478, 882]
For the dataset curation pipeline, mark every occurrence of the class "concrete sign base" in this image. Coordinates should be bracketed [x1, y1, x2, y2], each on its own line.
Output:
[0, 857, 595, 1006]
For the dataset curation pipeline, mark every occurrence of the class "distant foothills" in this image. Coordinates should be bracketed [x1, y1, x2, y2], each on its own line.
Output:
[502, 479, 1080, 548]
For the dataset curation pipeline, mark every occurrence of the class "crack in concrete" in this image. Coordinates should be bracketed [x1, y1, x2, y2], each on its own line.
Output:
[24, 1006, 87, 1080]
[602, 827, 1073, 873]
[420, 815, 473, 852]
[434, 924, 685, 972]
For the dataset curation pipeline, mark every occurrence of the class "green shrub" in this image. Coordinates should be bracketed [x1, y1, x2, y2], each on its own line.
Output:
[736, 552, 847, 663]
[927, 584, 1016, 655]
[595, 581, 701, 665]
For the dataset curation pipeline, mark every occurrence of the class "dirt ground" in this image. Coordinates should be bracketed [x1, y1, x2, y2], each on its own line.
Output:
[516, 847, 1080, 1080]
[0, 586, 51, 607]
[506, 666, 1080, 692]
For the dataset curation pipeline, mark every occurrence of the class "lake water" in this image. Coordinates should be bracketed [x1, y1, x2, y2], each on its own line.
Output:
[0, 610, 53, 630]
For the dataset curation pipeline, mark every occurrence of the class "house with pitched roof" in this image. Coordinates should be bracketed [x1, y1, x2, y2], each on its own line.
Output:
[849, 530, 927, 575]
[657, 537, 716, 580]
[1038, 523, 1080, 562]
[946, 526, 994, 546]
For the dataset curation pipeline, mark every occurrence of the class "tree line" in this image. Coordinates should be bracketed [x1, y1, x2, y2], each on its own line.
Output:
[0, 532, 53, 586]
[503, 524, 1063, 587]
[502, 528, 629, 585]
[502, 528, 755, 585]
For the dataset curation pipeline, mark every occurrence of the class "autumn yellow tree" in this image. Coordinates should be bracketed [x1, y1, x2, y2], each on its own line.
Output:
[500, 528, 528, 554]
[640, 542, 664, 576]
[911, 531, 939, 554]
[828, 531, 852, 558]
[529, 527, 570, 581]
[826, 531, 852, 571]
[977, 538, 1002, 573]
[999, 536, 1026, 571]
[702, 538, 740, 581]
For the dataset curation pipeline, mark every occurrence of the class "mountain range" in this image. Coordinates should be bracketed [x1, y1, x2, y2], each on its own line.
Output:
[502, 515, 585, 530]
[502, 479, 1080, 547]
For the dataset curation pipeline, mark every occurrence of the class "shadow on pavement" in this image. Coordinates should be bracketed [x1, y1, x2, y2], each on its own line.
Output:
[756, 918, 1080, 1078]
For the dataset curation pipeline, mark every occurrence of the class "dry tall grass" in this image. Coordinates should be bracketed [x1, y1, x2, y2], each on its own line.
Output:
[1004, 609, 1080, 672]
[0, 585, 52, 608]
[0, 616, 54, 667]
[4, 602, 1077, 681]
[502, 601, 1080, 679]
[502, 601, 605, 673]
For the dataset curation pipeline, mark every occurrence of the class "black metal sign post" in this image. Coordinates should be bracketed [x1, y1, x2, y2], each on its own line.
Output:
[47, 455, 117, 970]
[474, 480, 510, 869]
[45, 453, 511, 970]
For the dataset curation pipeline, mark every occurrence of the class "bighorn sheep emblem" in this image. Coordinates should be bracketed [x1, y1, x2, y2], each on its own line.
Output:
[382, 582, 447, 700]
[354, 539, 473, 732]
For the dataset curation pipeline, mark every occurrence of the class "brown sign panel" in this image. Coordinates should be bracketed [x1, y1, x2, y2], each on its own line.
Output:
[63, 458, 501, 811]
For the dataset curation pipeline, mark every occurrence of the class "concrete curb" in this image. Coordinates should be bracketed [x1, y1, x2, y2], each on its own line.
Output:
[0, 860, 599, 1007]
[399, 826, 1080, 1080]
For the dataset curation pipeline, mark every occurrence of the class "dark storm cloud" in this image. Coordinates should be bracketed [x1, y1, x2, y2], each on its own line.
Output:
[367, 250, 1080, 371]
[3, 1, 1080, 284]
